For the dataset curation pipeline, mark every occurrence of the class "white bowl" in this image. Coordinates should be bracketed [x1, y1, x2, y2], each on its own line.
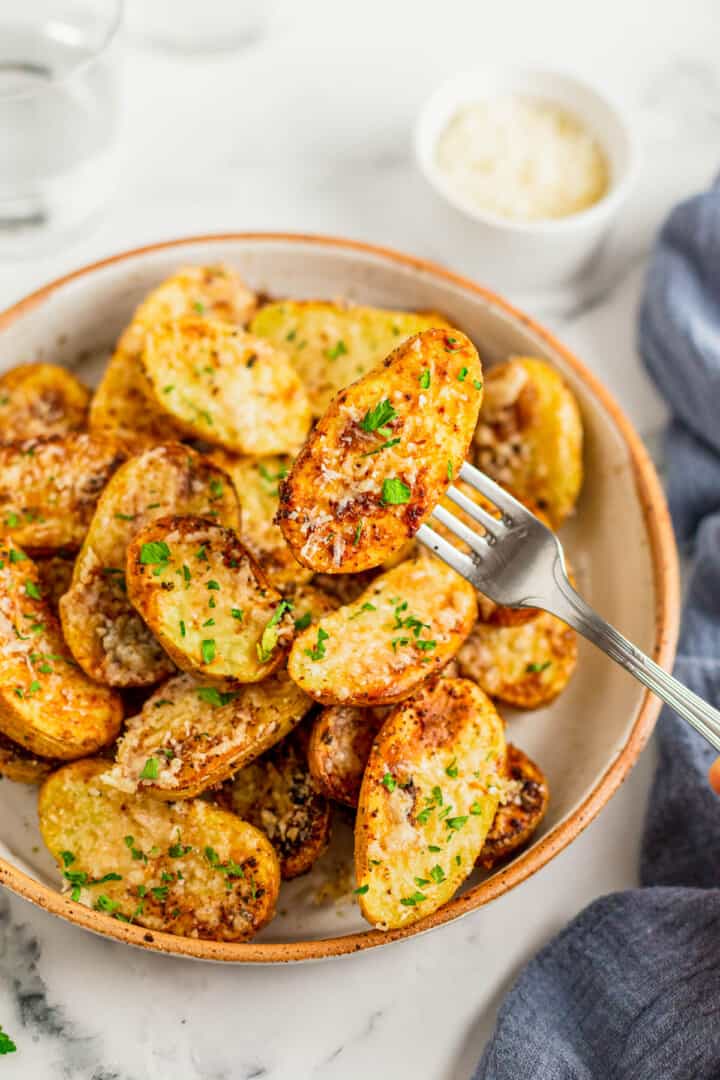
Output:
[415, 67, 637, 290]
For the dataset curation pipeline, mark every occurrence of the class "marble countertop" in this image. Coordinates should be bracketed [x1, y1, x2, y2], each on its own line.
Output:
[1, 1, 718, 1076]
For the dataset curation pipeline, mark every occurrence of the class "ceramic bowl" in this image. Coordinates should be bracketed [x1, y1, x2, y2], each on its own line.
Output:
[415, 67, 637, 290]
[0, 233, 678, 962]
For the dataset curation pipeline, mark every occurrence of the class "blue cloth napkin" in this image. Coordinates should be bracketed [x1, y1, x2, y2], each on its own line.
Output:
[475, 181, 720, 1080]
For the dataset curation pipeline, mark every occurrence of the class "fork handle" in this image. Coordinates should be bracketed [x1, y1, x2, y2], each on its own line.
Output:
[551, 580, 720, 753]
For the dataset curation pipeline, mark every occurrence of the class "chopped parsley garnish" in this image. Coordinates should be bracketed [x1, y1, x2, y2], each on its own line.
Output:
[353, 520, 364, 546]
[231, 608, 244, 621]
[202, 618, 215, 627]
[196, 686, 237, 707]
[400, 892, 426, 907]
[151, 886, 169, 901]
[419, 369, 431, 389]
[193, 300, 205, 314]
[361, 437, 401, 458]
[381, 477, 411, 505]
[304, 626, 329, 661]
[294, 611, 312, 631]
[24, 579, 41, 600]
[526, 661, 551, 673]
[446, 815, 468, 832]
[140, 757, 159, 781]
[182, 564, 191, 585]
[445, 758, 458, 778]
[140, 541, 170, 566]
[428, 844, 442, 853]
[415, 876, 430, 887]
[0, 1026, 16, 1055]
[360, 398, 396, 434]
[114, 512, 136, 521]
[257, 599, 292, 663]
[416, 639, 436, 652]
[60, 850, 75, 867]
[179, 619, 186, 638]
[195, 545, 208, 561]
[457, 366, 469, 382]
[381, 773, 397, 792]
[5, 513, 19, 527]
[470, 801, 484, 815]
[201, 639, 216, 664]
[353, 884, 369, 895]
[209, 478, 224, 498]
[325, 339, 348, 360]
[447, 458, 453, 481]
[94, 895, 120, 914]
[169, 842, 192, 858]
[206, 580, 220, 591]
[8, 548, 26, 564]
[445, 336, 461, 351]
[430, 864, 446, 883]
[392, 635, 410, 651]
[349, 602, 376, 620]
[473, 379, 483, 391]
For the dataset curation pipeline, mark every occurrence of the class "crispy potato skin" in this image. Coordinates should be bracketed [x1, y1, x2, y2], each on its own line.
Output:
[477, 744, 549, 870]
[89, 265, 257, 450]
[456, 611, 578, 708]
[208, 451, 312, 588]
[288, 558, 478, 706]
[0, 363, 90, 444]
[0, 731, 57, 784]
[108, 670, 313, 800]
[0, 435, 126, 553]
[126, 516, 293, 684]
[308, 705, 386, 807]
[0, 538, 122, 759]
[141, 317, 312, 455]
[278, 328, 483, 573]
[473, 357, 583, 528]
[250, 300, 452, 417]
[60, 443, 240, 687]
[219, 730, 330, 879]
[39, 758, 280, 942]
[355, 678, 506, 930]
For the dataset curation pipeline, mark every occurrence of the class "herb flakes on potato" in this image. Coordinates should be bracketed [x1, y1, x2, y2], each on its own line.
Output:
[278, 328, 483, 573]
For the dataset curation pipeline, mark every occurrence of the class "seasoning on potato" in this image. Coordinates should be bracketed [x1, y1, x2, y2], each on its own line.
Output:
[0, 363, 90, 444]
[126, 516, 295, 684]
[477, 744, 549, 870]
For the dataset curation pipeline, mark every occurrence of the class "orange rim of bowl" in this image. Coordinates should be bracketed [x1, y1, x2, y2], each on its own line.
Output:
[0, 232, 680, 963]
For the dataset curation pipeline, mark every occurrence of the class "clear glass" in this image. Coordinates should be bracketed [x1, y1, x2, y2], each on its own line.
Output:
[0, 0, 123, 259]
[125, 0, 269, 54]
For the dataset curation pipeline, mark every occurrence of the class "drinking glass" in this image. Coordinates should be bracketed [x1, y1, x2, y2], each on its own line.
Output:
[0, 0, 123, 259]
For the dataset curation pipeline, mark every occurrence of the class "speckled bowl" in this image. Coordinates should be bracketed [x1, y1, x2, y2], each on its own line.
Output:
[0, 234, 679, 962]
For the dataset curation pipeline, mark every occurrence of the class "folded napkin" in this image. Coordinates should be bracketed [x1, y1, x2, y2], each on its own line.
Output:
[475, 181, 720, 1080]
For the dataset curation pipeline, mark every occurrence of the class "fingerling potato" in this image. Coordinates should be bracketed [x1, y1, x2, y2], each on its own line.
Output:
[219, 729, 331, 879]
[288, 557, 478, 706]
[473, 357, 583, 527]
[250, 300, 452, 417]
[0, 731, 57, 784]
[307, 705, 386, 806]
[39, 758, 280, 942]
[457, 611, 577, 708]
[278, 328, 483, 573]
[127, 516, 294, 684]
[60, 443, 240, 686]
[0, 435, 126, 553]
[0, 538, 122, 759]
[141, 317, 312, 455]
[355, 678, 505, 930]
[477, 744, 549, 870]
[0, 363, 90, 443]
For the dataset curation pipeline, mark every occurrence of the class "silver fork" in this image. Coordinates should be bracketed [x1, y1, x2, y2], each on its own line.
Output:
[417, 460, 720, 753]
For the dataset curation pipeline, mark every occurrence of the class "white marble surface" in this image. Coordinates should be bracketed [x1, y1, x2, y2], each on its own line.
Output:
[0, 0, 718, 1076]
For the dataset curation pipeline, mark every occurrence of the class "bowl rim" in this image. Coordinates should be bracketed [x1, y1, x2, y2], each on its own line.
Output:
[415, 65, 638, 234]
[0, 231, 679, 963]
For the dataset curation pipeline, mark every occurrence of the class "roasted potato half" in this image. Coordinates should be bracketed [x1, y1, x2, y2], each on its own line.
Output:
[457, 611, 578, 708]
[60, 443, 240, 686]
[355, 678, 506, 930]
[219, 730, 331, 879]
[0, 538, 122, 759]
[473, 357, 583, 528]
[126, 516, 294, 684]
[208, 451, 312, 588]
[478, 744, 549, 870]
[0, 363, 90, 444]
[278, 328, 483, 573]
[250, 300, 453, 417]
[89, 264, 258, 449]
[108, 670, 312, 800]
[39, 758, 280, 942]
[0, 731, 57, 784]
[307, 705, 386, 807]
[140, 317, 312, 455]
[0, 435, 126, 553]
[288, 557, 478, 706]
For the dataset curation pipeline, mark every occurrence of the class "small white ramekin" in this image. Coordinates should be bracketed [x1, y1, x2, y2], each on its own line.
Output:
[415, 67, 637, 291]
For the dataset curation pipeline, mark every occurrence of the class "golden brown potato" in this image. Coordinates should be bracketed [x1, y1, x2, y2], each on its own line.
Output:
[0, 363, 90, 444]
[126, 516, 294, 684]
[250, 300, 453, 417]
[0, 435, 126, 553]
[0, 537, 122, 759]
[89, 265, 258, 450]
[473, 357, 583, 527]
[60, 443, 240, 687]
[283, 580, 340, 626]
[208, 451, 312, 588]
[278, 328, 483, 573]
[140, 317, 312, 455]
[456, 612, 578, 708]
[0, 731, 57, 784]
[288, 557, 478, 706]
[39, 758, 280, 942]
[219, 729, 331, 879]
[307, 705, 386, 807]
[355, 678, 506, 930]
[107, 670, 312, 800]
[35, 555, 74, 615]
[477, 744, 549, 870]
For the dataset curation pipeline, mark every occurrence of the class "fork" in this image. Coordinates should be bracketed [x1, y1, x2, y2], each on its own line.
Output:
[417, 460, 720, 753]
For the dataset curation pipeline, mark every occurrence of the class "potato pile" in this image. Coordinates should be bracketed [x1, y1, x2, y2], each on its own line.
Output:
[0, 265, 583, 941]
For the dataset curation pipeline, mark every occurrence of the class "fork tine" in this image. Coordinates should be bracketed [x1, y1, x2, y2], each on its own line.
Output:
[416, 523, 476, 579]
[431, 503, 491, 557]
[458, 460, 529, 522]
[445, 483, 502, 537]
